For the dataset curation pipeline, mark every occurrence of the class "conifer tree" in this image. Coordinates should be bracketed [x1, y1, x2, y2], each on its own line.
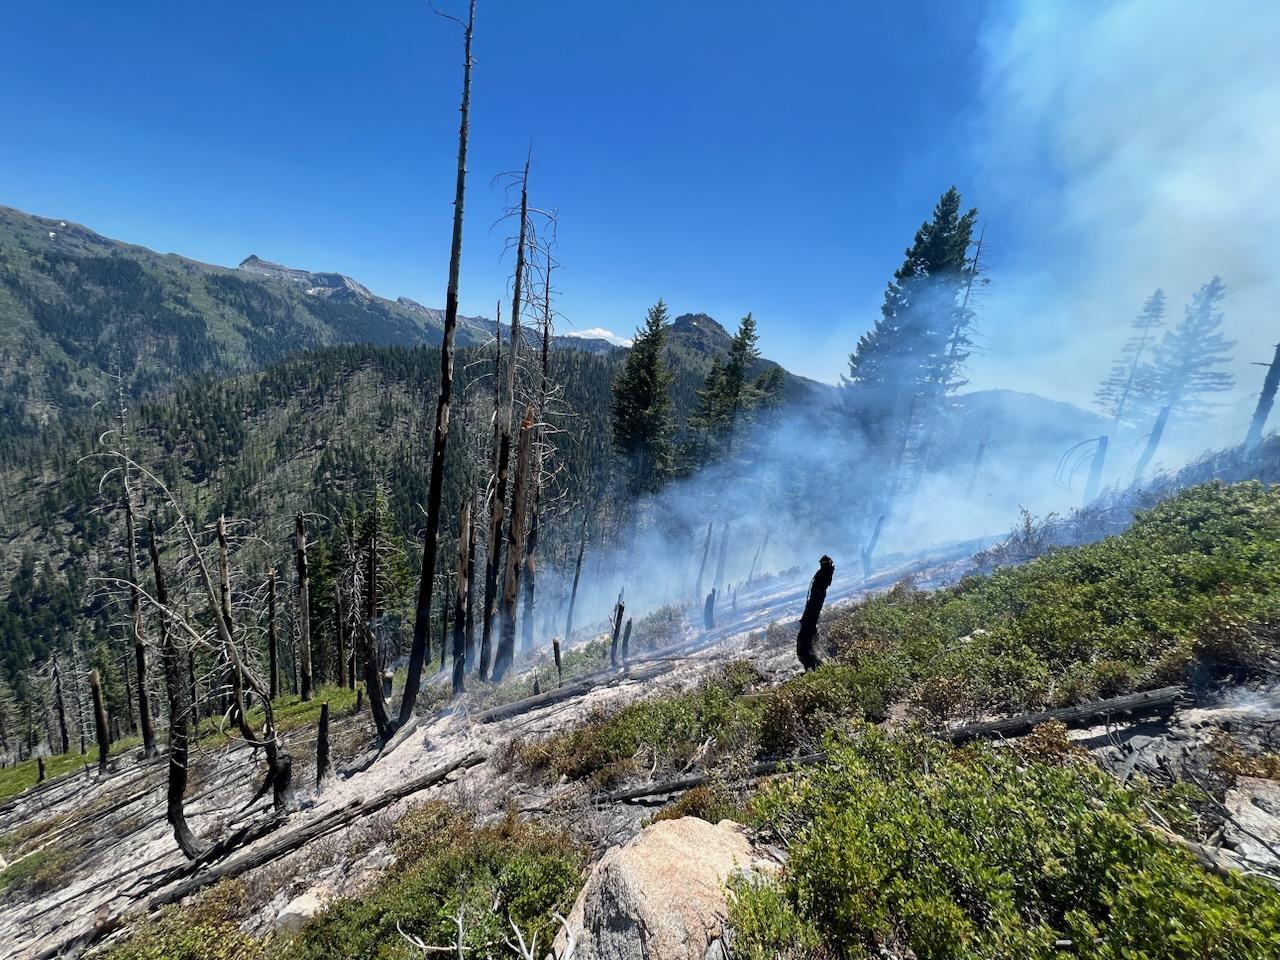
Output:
[686, 313, 782, 467]
[843, 187, 977, 457]
[610, 300, 676, 497]
[1148, 277, 1236, 421]
[1094, 289, 1167, 427]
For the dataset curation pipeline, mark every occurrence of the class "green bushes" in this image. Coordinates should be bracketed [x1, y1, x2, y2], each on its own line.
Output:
[730, 728, 1280, 960]
[287, 802, 584, 959]
[827, 481, 1280, 721]
[519, 661, 762, 785]
[101, 882, 270, 960]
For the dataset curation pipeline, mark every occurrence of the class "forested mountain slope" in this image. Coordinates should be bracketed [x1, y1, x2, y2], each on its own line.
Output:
[0, 206, 492, 449]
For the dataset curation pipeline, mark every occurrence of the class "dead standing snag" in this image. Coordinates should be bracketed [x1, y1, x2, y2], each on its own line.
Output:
[796, 555, 834, 671]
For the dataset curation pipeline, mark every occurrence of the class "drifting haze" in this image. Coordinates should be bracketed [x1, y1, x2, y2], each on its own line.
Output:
[969, 0, 1280, 440]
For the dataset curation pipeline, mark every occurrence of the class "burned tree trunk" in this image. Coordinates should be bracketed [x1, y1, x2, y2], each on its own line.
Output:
[51, 656, 70, 755]
[796, 555, 834, 671]
[149, 522, 205, 859]
[1132, 404, 1172, 483]
[703, 589, 716, 631]
[123, 486, 158, 758]
[746, 531, 770, 585]
[294, 514, 314, 702]
[362, 496, 395, 742]
[480, 315, 512, 682]
[552, 637, 562, 687]
[693, 521, 713, 600]
[267, 569, 280, 701]
[520, 250, 554, 655]
[452, 501, 470, 696]
[494, 407, 535, 683]
[621, 617, 632, 669]
[89, 668, 109, 774]
[1245, 342, 1280, 450]
[712, 521, 730, 594]
[316, 703, 330, 788]
[609, 598, 626, 668]
[464, 509, 476, 672]
[564, 513, 587, 640]
[438, 581, 451, 672]
[216, 517, 293, 811]
[1082, 435, 1109, 505]
[861, 514, 885, 579]
[333, 575, 347, 694]
[400, 0, 477, 723]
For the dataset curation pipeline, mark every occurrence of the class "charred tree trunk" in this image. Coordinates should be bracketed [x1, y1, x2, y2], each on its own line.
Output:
[703, 589, 716, 631]
[480, 315, 512, 682]
[333, 573, 347, 693]
[796, 556, 834, 671]
[294, 514, 313, 702]
[552, 637, 562, 687]
[438, 581, 451, 672]
[861, 514, 885, 579]
[746, 531, 770, 584]
[452, 502, 471, 695]
[51, 656, 70, 755]
[965, 434, 989, 500]
[149, 522, 205, 859]
[564, 513, 588, 640]
[362, 497, 394, 742]
[693, 521, 713, 601]
[1133, 404, 1172, 483]
[1083, 435, 1109, 505]
[621, 617, 633, 669]
[712, 521, 730, 594]
[37, 757, 45, 784]
[316, 703, 330, 788]
[520, 250, 554, 655]
[609, 598, 626, 668]
[1245, 342, 1280, 450]
[464, 509, 476, 673]
[494, 407, 535, 683]
[123, 488, 158, 757]
[90, 668, 109, 774]
[400, 0, 477, 724]
[216, 517, 293, 810]
[267, 569, 280, 701]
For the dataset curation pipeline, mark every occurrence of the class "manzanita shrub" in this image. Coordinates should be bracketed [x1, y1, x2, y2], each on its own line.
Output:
[730, 728, 1280, 960]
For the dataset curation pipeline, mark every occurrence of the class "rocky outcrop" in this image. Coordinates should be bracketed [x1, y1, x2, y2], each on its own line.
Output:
[556, 817, 773, 960]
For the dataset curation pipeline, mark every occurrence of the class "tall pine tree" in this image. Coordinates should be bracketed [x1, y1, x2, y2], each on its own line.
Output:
[1147, 277, 1235, 421]
[686, 313, 782, 467]
[611, 300, 676, 498]
[1094, 289, 1167, 427]
[842, 187, 978, 461]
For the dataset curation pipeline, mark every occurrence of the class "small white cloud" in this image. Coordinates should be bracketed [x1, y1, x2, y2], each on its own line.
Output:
[561, 327, 633, 347]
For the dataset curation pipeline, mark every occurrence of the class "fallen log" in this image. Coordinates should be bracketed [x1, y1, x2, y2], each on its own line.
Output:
[473, 663, 669, 724]
[599, 686, 1187, 804]
[148, 750, 483, 909]
[947, 685, 1185, 743]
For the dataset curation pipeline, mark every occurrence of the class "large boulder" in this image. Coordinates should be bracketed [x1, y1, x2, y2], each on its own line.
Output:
[274, 887, 332, 934]
[557, 816, 770, 960]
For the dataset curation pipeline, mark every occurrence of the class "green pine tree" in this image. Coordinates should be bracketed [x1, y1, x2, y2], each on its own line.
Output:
[1094, 289, 1167, 427]
[843, 187, 978, 456]
[1147, 277, 1235, 422]
[686, 313, 783, 467]
[611, 300, 676, 498]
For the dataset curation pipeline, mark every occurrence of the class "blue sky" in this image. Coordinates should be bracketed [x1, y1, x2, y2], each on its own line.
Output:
[4, 1, 1278, 420]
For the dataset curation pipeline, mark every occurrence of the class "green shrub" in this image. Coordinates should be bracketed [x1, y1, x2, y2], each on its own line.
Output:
[731, 728, 1280, 960]
[519, 661, 762, 785]
[757, 662, 904, 757]
[651, 783, 744, 825]
[287, 802, 585, 959]
[103, 882, 270, 960]
[822, 482, 1280, 722]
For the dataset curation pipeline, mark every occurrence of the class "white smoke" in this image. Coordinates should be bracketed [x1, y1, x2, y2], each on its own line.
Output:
[969, 0, 1280, 449]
